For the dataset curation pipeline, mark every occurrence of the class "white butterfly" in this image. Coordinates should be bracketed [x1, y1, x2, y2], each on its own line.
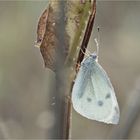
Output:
[72, 52, 120, 124]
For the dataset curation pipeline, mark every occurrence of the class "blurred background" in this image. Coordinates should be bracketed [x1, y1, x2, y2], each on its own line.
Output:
[0, 0, 140, 139]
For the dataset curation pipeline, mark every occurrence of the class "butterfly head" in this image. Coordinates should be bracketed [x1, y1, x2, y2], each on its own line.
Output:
[90, 53, 98, 61]
[81, 52, 98, 67]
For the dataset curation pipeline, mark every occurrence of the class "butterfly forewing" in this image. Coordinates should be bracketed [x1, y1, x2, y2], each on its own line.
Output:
[72, 56, 120, 124]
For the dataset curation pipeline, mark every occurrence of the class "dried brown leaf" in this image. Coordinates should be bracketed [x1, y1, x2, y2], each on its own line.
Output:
[40, 5, 56, 70]
[36, 9, 49, 48]
[36, 1, 68, 71]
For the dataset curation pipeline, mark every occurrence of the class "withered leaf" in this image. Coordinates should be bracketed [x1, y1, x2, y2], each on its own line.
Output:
[37, 1, 68, 72]
[37, 3, 57, 71]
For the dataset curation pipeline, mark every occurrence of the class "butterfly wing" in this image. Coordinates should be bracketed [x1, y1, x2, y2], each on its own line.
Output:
[72, 58, 120, 124]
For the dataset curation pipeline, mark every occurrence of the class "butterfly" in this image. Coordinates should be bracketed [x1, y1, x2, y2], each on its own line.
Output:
[71, 51, 120, 124]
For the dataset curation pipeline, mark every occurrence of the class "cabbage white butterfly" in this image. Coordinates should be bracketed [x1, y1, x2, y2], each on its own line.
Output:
[72, 39, 120, 124]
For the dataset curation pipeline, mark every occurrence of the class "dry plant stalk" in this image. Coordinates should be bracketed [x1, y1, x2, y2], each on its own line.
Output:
[36, 0, 96, 139]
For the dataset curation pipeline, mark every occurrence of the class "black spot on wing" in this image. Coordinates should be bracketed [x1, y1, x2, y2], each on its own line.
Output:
[97, 100, 104, 106]
[87, 97, 92, 102]
[105, 93, 111, 99]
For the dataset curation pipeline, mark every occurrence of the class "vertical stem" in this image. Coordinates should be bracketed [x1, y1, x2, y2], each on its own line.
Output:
[53, 0, 68, 138]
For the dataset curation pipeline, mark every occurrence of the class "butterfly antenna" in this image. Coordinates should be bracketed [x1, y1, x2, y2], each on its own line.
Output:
[94, 26, 100, 56]
[94, 38, 99, 56]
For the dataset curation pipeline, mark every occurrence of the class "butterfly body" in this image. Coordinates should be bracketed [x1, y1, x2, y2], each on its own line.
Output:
[72, 54, 120, 124]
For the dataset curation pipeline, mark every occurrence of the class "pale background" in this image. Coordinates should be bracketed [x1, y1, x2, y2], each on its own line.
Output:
[0, 1, 140, 139]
